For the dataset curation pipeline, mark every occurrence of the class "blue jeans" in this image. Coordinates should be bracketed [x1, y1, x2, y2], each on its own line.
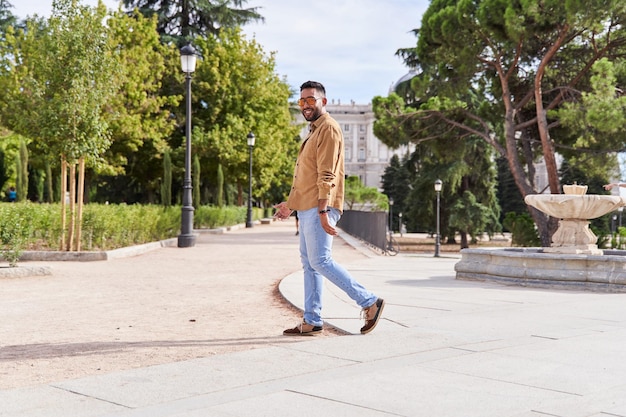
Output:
[298, 207, 377, 327]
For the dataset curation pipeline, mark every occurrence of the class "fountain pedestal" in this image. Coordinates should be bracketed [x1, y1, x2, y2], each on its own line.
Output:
[543, 219, 600, 255]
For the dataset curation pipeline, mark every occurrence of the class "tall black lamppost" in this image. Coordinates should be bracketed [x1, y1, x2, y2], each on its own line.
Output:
[434, 179, 442, 257]
[177, 44, 197, 248]
[389, 198, 394, 233]
[245, 131, 256, 228]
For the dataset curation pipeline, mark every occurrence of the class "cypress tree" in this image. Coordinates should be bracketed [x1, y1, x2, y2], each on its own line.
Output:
[17, 140, 28, 201]
[193, 154, 201, 208]
[216, 163, 224, 207]
[15, 157, 21, 201]
[161, 150, 172, 206]
[45, 162, 54, 202]
[0, 149, 6, 196]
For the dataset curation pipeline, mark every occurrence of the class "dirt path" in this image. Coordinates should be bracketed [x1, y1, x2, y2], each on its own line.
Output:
[0, 219, 367, 389]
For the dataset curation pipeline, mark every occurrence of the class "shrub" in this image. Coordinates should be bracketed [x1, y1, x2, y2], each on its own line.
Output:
[0, 202, 259, 257]
[503, 212, 541, 247]
[0, 203, 35, 266]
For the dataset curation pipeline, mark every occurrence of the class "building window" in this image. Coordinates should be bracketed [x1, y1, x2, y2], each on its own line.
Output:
[343, 124, 350, 132]
[359, 124, 366, 133]
[345, 147, 352, 160]
[358, 148, 365, 161]
[359, 136, 365, 141]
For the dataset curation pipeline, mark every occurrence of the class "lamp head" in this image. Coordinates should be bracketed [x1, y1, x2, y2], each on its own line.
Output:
[434, 179, 443, 192]
[247, 131, 256, 147]
[180, 44, 197, 73]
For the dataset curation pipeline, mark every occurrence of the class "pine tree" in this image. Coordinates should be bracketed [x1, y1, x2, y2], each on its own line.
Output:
[121, 0, 263, 46]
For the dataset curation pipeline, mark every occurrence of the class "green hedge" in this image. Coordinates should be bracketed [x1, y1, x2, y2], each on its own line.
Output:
[0, 202, 266, 252]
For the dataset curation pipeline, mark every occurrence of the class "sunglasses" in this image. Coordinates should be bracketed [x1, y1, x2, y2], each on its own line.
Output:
[297, 96, 322, 107]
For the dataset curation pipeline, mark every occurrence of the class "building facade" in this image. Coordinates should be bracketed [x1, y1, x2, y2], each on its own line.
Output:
[296, 100, 411, 190]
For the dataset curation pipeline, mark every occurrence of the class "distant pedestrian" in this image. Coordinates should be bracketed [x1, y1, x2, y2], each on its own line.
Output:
[274, 80, 384, 336]
[7, 186, 16, 202]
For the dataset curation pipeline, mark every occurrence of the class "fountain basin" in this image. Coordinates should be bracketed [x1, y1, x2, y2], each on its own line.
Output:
[525, 194, 626, 255]
[455, 248, 626, 292]
[524, 194, 623, 219]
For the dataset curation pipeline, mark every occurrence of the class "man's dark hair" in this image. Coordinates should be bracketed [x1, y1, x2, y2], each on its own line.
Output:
[300, 80, 326, 96]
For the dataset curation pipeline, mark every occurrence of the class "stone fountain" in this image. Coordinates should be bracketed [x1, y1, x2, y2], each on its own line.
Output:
[455, 185, 626, 292]
[524, 184, 624, 255]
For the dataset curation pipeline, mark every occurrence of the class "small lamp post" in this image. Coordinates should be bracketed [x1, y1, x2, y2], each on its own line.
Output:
[178, 44, 197, 248]
[399, 212, 403, 237]
[245, 131, 256, 228]
[389, 197, 394, 233]
[434, 179, 442, 257]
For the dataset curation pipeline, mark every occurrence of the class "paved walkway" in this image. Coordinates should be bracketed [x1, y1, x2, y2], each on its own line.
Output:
[3, 222, 626, 416]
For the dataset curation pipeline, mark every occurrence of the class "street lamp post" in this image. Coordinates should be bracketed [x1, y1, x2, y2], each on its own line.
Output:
[389, 198, 394, 233]
[434, 179, 442, 257]
[178, 44, 197, 248]
[245, 131, 256, 228]
[399, 212, 403, 237]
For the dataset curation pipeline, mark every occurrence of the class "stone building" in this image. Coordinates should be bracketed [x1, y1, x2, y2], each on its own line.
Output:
[295, 100, 412, 190]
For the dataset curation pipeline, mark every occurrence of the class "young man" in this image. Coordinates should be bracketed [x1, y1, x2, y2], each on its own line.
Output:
[274, 81, 384, 336]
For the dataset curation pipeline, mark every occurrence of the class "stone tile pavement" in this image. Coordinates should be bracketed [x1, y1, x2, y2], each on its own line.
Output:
[2, 221, 626, 416]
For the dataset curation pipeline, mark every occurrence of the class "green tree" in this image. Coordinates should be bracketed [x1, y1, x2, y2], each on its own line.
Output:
[216, 162, 224, 207]
[496, 156, 526, 227]
[0, 0, 16, 39]
[0, 148, 6, 197]
[191, 29, 300, 207]
[16, 139, 27, 201]
[192, 153, 200, 207]
[14, 153, 21, 201]
[122, 0, 263, 46]
[344, 176, 388, 211]
[449, 191, 499, 246]
[379, 0, 626, 246]
[1, 0, 118, 250]
[45, 161, 53, 202]
[381, 154, 412, 231]
[161, 149, 172, 206]
[96, 9, 180, 204]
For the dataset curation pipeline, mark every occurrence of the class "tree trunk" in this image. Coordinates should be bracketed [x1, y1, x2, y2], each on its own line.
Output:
[237, 182, 243, 206]
[59, 159, 67, 251]
[459, 231, 469, 249]
[67, 162, 76, 251]
[75, 157, 85, 251]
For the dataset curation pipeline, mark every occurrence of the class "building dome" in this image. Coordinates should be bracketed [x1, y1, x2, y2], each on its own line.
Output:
[389, 70, 418, 95]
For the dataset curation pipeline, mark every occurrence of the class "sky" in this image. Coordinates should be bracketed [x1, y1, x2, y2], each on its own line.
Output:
[11, 0, 429, 104]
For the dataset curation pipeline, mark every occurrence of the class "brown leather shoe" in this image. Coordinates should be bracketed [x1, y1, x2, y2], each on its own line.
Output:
[360, 298, 385, 334]
[283, 320, 323, 336]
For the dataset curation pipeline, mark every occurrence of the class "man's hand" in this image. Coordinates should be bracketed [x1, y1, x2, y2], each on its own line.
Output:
[273, 202, 293, 220]
[319, 213, 338, 236]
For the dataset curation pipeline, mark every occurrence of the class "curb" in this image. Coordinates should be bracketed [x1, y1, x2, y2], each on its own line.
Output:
[0, 265, 52, 278]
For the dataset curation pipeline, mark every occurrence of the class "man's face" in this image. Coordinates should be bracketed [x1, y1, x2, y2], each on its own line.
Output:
[299, 87, 325, 121]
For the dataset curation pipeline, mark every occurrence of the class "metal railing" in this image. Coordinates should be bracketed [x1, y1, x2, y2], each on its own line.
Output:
[337, 210, 387, 251]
